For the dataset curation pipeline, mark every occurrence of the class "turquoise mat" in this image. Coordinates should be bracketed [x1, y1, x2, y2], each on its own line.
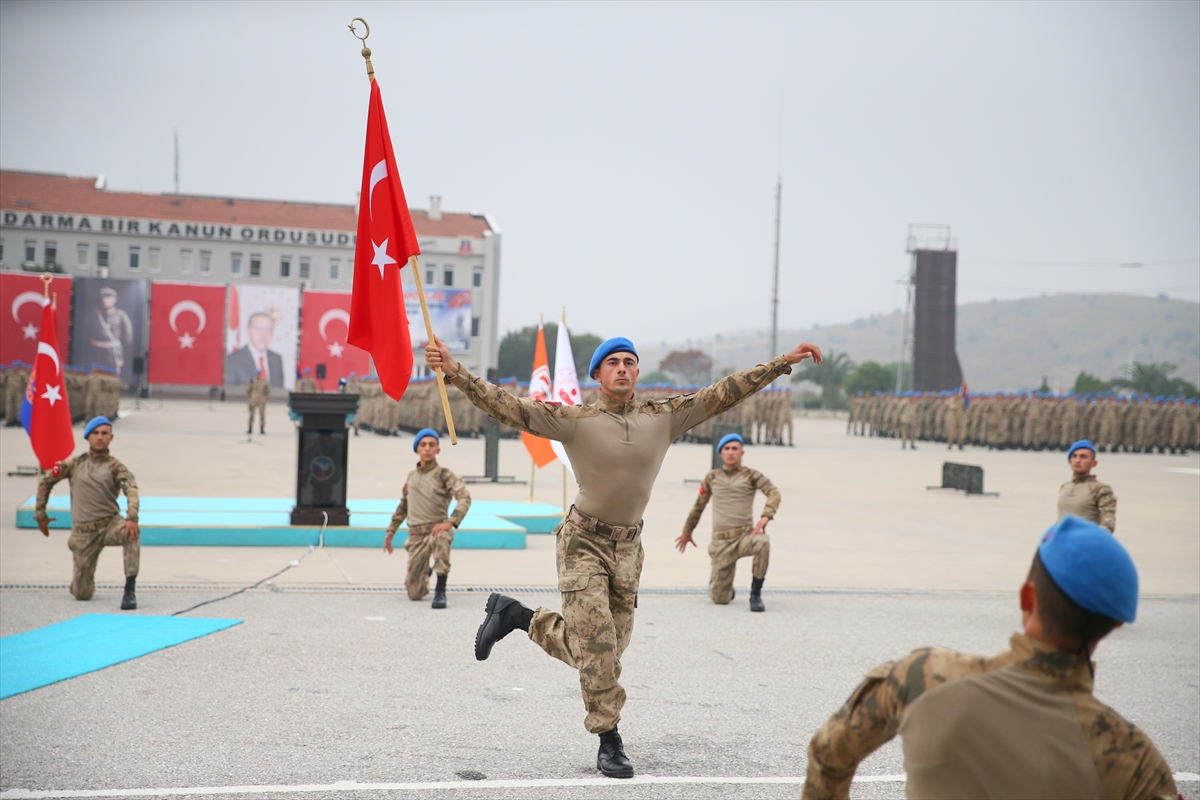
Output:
[0, 614, 241, 699]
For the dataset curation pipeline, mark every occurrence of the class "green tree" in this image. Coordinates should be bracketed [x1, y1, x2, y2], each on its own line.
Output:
[497, 324, 602, 382]
[1072, 371, 1111, 395]
[639, 370, 673, 385]
[1112, 361, 1195, 398]
[844, 361, 899, 395]
[659, 349, 713, 385]
[1038, 376, 1051, 393]
[792, 349, 855, 409]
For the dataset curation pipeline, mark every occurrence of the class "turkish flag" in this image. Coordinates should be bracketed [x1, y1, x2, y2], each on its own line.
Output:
[0, 273, 72, 366]
[148, 282, 226, 385]
[348, 80, 421, 401]
[25, 301, 75, 468]
[521, 324, 558, 468]
[300, 290, 370, 387]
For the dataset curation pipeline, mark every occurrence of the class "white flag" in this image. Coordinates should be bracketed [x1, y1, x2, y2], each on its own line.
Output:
[550, 321, 579, 474]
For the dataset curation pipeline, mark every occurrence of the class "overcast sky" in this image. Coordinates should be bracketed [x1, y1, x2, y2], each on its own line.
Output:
[2, 0, 1197, 346]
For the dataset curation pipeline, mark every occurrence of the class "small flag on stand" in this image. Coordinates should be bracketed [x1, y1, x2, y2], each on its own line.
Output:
[21, 298, 74, 469]
[550, 319, 579, 473]
[521, 322, 557, 469]
[347, 80, 421, 401]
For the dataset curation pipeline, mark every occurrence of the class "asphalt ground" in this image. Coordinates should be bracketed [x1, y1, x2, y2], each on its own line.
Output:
[1, 587, 1197, 800]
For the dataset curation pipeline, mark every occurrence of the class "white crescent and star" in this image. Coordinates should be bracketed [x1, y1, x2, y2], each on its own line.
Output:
[12, 291, 48, 339]
[169, 299, 206, 349]
[318, 308, 351, 358]
[367, 158, 400, 280]
[37, 341, 61, 376]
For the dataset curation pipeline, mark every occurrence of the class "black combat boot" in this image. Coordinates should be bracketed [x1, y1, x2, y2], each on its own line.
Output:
[432, 574, 448, 609]
[260, 427, 266, 435]
[749, 577, 765, 612]
[121, 576, 137, 610]
[596, 726, 634, 778]
[474, 593, 533, 661]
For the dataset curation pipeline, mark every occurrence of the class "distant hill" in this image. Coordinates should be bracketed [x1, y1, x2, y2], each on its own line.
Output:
[639, 294, 1200, 392]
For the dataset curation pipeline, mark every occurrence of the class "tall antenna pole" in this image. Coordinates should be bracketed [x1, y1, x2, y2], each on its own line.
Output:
[173, 129, 180, 195]
[770, 175, 781, 361]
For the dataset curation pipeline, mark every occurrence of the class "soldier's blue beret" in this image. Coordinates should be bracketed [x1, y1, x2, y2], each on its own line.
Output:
[84, 416, 112, 438]
[717, 433, 744, 452]
[588, 337, 638, 379]
[1067, 439, 1096, 460]
[413, 428, 440, 451]
[1039, 515, 1137, 623]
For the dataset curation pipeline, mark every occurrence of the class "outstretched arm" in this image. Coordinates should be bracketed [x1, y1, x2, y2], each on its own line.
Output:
[675, 475, 713, 553]
[34, 462, 71, 537]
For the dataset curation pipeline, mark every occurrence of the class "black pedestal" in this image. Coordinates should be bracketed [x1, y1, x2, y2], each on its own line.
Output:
[288, 393, 359, 526]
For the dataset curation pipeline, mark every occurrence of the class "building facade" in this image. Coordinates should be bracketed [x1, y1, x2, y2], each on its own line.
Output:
[0, 170, 502, 377]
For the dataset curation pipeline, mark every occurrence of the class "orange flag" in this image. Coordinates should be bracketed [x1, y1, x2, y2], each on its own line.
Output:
[521, 323, 558, 468]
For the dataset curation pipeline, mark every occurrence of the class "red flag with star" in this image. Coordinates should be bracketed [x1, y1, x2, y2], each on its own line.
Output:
[25, 300, 75, 469]
[347, 80, 421, 401]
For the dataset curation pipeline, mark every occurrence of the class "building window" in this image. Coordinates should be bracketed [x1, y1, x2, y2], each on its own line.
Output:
[473, 268, 483, 288]
[0, 238, 4, 265]
[347, 256, 353, 277]
[249, 254, 262, 277]
[471, 316, 480, 337]
[329, 258, 341, 282]
[424, 266, 434, 285]
[96, 245, 109, 268]
[280, 255, 291, 278]
[443, 268, 453, 287]
[24, 239, 36, 264]
[128, 245, 140, 272]
[77, 243, 90, 268]
[231, 252, 243, 276]
[199, 250, 212, 275]
[299, 256, 311, 279]
[180, 248, 193, 275]
[148, 247, 161, 273]
[45, 241, 58, 267]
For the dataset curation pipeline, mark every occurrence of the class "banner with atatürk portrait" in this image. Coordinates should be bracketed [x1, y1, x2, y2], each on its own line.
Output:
[148, 281, 226, 386]
[70, 277, 147, 384]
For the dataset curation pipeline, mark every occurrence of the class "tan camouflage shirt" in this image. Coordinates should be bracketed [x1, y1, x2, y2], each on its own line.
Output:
[682, 466, 781, 536]
[35, 449, 140, 526]
[247, 376, 270, 404]
[450, 357, 791, 527]
[1058, 474, 1117, 533]
[803, 633, 1177, 800]
[388, 460, 472, 531]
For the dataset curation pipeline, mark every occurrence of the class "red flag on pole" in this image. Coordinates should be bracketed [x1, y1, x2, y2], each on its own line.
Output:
[521, 324, 558, 469]
[25, 300, 75, 469]
[348, 80, 421, 401]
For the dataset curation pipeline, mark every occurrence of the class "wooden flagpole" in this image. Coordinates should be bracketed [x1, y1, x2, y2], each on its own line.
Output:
[351, 18, 457, 444]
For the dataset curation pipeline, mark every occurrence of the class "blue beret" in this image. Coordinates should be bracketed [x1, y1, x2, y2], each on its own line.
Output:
[1039, 515, 1137, 623]
[1067, 440, 1096, 460]
[717, 433, 744, 452]
[588, 337, 638, 379]
[413, 428, 440, 452]
[83, 416, 112, 438]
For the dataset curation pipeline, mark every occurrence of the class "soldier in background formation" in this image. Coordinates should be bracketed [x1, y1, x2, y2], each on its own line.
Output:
[296, 368, 318, 393]
[850, 390, 1199, 454]
[1058, 439, 1117, 533]
[2, 362, 122, 428]
[246, 369, 269, 435]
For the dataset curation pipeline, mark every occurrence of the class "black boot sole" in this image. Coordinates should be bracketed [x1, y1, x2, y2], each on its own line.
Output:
[596, 756, 634, 779]
[432, 594, 447, 609]
[475, 592, 502, 661]
[121, 596, 137, 610]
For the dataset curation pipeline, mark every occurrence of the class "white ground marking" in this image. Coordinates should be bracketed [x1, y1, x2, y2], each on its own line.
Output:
[1164, 467, 1200, 475]
[3, 774, 1197, 798]
[364, 616, 386, 621]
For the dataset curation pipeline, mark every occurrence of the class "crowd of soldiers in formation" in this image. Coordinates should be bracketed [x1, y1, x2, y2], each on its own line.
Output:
[0, 363, 124, 428]
[343, 375, 798, 445]
[848, 390, 1200, 453]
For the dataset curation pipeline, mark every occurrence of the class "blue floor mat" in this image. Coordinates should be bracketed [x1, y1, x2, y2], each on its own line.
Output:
[0, 614, 242, 699]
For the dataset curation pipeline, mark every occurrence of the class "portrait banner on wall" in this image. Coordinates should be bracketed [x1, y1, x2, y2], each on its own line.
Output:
[71, 277, 147, 384]
[224, 284, 299, 390]
[300, 290, 370, 388]
[0, 272, 72, 366]
[404, 288, 471, 353]
[148, 282, 226, 386]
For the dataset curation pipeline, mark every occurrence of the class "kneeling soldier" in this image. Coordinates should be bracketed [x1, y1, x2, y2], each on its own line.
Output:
[35, 416, 141, 610]
[384, 429, 471, 609]
[675, 433, 780, 612]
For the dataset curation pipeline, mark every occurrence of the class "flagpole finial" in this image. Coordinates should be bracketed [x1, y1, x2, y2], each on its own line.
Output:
[349, 18, 375, 83]
[41, 273, 52, 297]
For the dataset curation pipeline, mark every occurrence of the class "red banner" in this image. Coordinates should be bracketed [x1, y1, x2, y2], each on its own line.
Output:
[301, 290, 370, 389]
[148, 282, 226, 385]
[0, 273, 72, 367]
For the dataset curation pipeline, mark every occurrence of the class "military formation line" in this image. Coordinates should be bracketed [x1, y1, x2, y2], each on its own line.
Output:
[1, 363, 123, 428]
[849, 391, 1200, 453]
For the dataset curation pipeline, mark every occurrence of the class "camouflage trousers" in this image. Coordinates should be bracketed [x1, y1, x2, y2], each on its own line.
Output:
[248, 402, 265, 431]
[708, 527, 769, 604]
[902, 423, 916, 447]
[528, 518, 644, 734]
[404, 526, 453, 600]
[68, 516, 138, 601]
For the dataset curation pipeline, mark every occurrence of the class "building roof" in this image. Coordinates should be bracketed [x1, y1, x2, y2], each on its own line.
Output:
[0, 170, 492, 238]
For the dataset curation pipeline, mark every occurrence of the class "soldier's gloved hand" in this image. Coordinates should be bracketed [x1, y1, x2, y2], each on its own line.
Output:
[384, 530, 395, 554]
[431, 521, 454, 538]
[674, 532, 695, 554]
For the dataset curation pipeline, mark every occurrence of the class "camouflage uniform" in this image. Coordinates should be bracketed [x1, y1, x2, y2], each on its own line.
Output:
[296, 377, 319, 393]
[34, 449, 140, 601]
[803, 633, 1177, 800]
[4, 365, 29, 426]
[387, 460, 471, 600]
[1058, 474, 1117, 533]
[899, 398, 917, 449]
[682, 465, 781, 604]
[450, 356, 791, 733]
[246, 375, 269, 432]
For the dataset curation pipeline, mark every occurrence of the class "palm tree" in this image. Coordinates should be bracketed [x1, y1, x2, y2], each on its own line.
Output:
[1111, 362, 1180, 397]
[793, 350, 855, 409]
